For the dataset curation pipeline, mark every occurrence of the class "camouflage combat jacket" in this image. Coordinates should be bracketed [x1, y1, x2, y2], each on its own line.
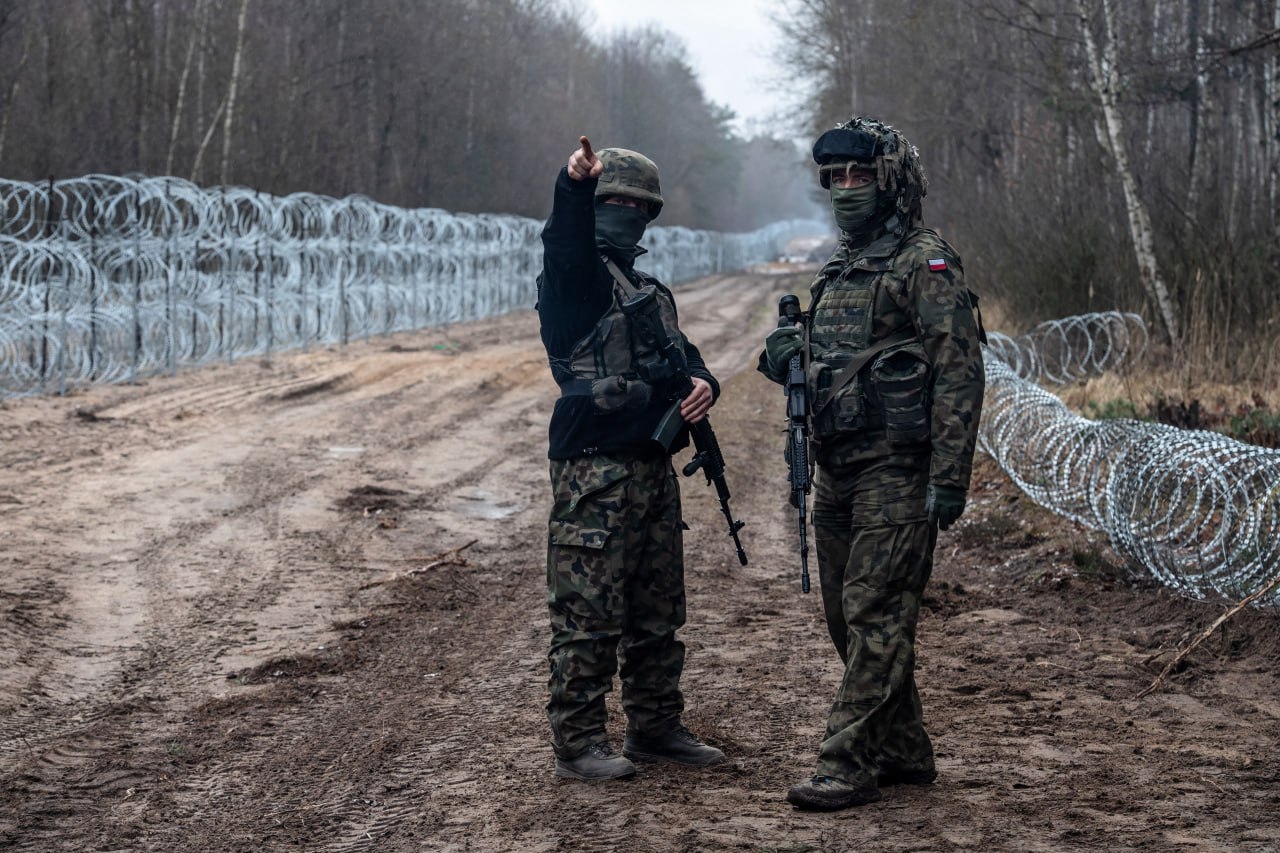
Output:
[785, 227, 984, 490]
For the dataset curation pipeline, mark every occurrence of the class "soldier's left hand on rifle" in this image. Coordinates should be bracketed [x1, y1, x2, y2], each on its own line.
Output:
[679, 377, 713, 423]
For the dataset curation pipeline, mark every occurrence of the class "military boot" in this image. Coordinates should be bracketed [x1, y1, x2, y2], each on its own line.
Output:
[785, 775, 882, 811]
[623, 725, 724, 766]
[878, 765, 937, 786]
[554, 742, 637, 781]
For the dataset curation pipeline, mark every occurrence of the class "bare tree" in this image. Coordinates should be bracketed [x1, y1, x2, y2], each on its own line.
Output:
[218, 0, 250, 186]
[0, 0, 813, 230]
[0, 4, 31, 167]
[165, 0, 207, 177]
[1076, 0, 1180, 349]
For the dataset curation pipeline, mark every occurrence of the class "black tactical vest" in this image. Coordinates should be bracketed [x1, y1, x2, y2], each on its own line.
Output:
[557, 259, 684, 415]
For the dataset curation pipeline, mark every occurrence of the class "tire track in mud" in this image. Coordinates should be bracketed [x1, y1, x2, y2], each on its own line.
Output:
[0, 342, 540, 753]
[149, 367, 563, 850]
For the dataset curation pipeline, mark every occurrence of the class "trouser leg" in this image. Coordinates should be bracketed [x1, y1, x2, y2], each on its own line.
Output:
[545, 457, 637, 757]
[877, 670, 935, 773]
[811, 459, 935, 785]
[618, 460, 686, 735]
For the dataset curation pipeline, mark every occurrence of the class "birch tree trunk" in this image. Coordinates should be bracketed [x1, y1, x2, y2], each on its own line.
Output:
[189, 94, 227, 183]
[1185, 0, 1216, 232]
[1077, 0, 1181, 351]
[1270, 0, 1280, 238]
[219, 0, 251, 186]
[165, 0, 206, 176]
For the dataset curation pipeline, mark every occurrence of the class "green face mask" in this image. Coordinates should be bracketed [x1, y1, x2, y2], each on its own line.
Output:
[595, 203, 649, 260]
[830, 183, 881, 240]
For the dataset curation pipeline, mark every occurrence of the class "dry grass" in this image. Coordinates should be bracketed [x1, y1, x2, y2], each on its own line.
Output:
[1057, 365, 1279, 414]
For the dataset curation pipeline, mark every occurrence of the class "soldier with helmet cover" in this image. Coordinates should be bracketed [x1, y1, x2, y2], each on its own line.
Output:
[536, 137, 726, 781]
[759, 116, 986, 810]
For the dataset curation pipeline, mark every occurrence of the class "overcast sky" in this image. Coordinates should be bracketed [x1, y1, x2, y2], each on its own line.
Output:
[580, 0, 790, 137]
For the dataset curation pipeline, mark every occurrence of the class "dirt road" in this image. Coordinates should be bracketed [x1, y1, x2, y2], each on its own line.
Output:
[2, 271, 1278, 852]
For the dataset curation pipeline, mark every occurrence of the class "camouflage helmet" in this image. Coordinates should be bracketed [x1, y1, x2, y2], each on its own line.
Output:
[595, 148, 664, 221]
[812, 116, 928, 227]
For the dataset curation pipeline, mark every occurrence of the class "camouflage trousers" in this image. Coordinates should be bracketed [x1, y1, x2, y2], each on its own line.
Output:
[545, 453, 686, 758]
[811, 451, 938, 787]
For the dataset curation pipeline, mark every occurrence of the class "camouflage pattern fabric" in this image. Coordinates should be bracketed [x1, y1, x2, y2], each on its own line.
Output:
[757, 217, 984, 791]
[811, 452, 937, 786]
[545, 453, 686, 758]
[807, 226, 984, 489]
[595, 148, 664, 220]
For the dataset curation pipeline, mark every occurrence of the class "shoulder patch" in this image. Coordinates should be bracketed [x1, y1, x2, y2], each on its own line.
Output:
[927, 258, 948, 272]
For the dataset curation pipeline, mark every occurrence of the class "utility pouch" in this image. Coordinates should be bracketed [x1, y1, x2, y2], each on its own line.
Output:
[590, 375, 652, 413]
[808, 351, 865, 439]
[872, 342, 930, 445]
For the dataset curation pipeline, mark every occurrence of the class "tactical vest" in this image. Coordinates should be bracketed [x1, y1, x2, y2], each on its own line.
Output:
[805, 258, 929, 444]
[556, 258, 684, 414]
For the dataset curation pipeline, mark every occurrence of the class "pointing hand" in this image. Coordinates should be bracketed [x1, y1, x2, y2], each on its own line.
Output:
[568, 135, 603, 181]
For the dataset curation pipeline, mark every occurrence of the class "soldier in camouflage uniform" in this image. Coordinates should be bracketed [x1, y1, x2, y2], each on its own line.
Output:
[536, 137, 726, 781]
[759, 117, 985, 810]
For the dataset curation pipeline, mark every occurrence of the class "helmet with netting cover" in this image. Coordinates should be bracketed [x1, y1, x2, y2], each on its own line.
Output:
[594, 148, 664, 221]
[812, 116, 928, 228]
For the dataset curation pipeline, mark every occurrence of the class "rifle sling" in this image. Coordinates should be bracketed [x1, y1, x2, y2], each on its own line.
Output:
[603, 256, 641, 298]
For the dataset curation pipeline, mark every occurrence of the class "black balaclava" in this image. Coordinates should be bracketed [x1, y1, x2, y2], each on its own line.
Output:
[594, 201, 649, 263]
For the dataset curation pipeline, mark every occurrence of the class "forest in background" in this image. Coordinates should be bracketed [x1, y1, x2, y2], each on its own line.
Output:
[777, 0, 1279, 384]
[0, 0, 1277, 384]
[0, 0, 818, 231]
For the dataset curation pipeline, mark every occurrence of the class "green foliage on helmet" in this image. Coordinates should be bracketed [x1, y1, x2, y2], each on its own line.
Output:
[595, 148, 664, 221]
[812, 116, 928, 227]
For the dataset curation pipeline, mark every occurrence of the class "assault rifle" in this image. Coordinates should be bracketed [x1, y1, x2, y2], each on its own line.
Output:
[620, 286, 748, 566]
[778, 295, 811, 594]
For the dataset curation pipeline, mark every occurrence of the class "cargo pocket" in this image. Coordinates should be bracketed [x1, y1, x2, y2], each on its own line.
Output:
[546, 518, 613, 603]
[872, 343, 930, 446]
[806, 359, 833, 437]
[548, 519, 611, 550]
[809, 352, 866, 439]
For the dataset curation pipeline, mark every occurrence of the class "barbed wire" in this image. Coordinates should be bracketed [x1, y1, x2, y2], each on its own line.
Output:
[980, 313, 1280, 606]
[0, 174, 826, 397]
[984, 311, 1148, 384]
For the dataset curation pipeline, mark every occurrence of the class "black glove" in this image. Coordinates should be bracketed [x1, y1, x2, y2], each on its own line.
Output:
[764, 326, 803, 373]
[926, 484, 966, 531]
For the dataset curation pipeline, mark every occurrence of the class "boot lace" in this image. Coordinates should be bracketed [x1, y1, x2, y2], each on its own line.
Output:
[672, 726, 701, 745]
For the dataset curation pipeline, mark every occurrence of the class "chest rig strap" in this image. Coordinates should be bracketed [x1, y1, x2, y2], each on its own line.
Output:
[557, 258, 648, 399]
[809, 328, 917, 416]
[603, 256, 642, 299]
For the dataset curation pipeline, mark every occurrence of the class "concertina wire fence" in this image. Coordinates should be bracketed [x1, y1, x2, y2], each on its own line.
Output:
[2, 176, 1276, 607]
[0, 173, 825, 397]
[983, 313, 1280, 607]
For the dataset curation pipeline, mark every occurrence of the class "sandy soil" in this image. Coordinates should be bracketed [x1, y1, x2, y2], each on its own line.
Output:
[1, 270, 1278, 853]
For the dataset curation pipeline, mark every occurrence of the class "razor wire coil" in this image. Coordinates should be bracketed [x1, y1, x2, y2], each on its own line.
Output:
[0, 174, 824, 398]
[980, 313, 1280, 606]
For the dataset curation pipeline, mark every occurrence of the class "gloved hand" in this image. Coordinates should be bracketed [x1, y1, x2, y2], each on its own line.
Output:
[926, 484, 967, 531]
[765, 326, 803, 373]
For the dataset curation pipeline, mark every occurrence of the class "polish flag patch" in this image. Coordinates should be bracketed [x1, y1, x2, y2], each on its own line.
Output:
[927, 258, 948, 272]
